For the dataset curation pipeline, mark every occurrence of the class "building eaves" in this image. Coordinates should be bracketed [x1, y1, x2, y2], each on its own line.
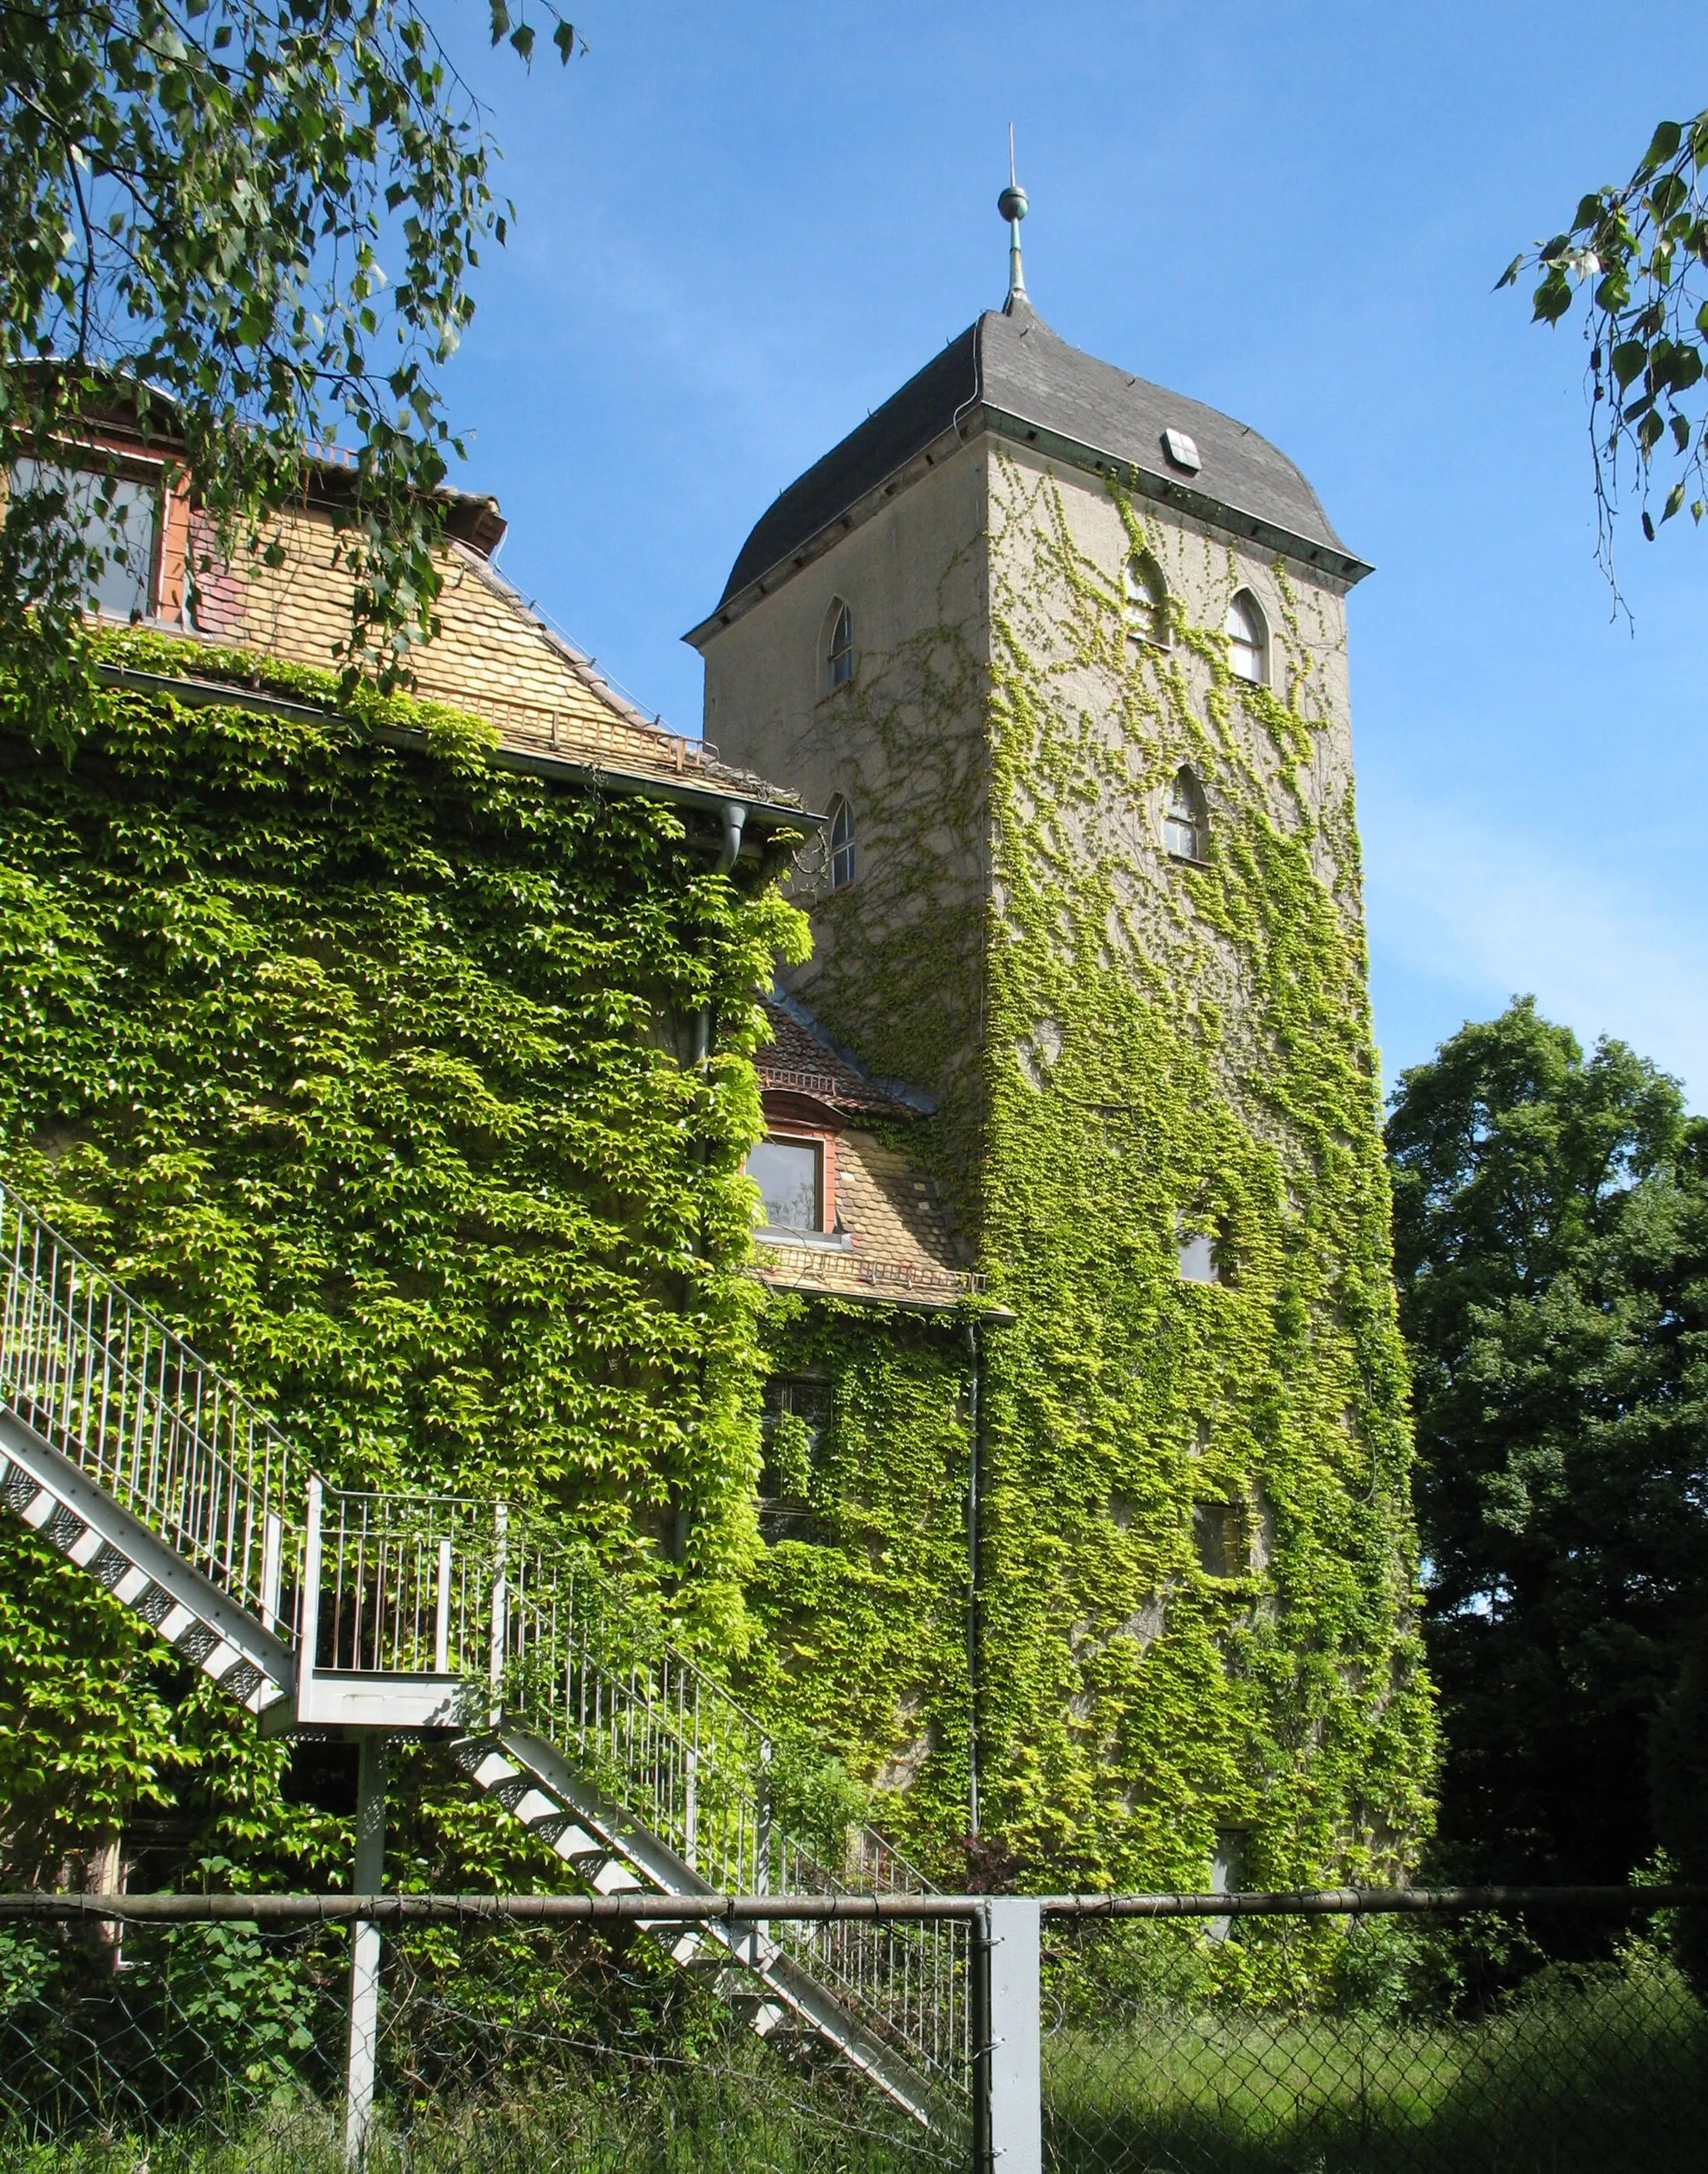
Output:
[93, 662, 817, 839]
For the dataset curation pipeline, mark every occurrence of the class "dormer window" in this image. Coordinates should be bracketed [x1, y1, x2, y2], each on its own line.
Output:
[1122, 554, 1168, 648]
[747, 1131, 831, 1233]
[1163, 766, 1208, 862]
[11, 457, 160, 622]
[827, 795, 856, 889]
[1226, 590, 1268, 685]
[825, 599, 854, 690]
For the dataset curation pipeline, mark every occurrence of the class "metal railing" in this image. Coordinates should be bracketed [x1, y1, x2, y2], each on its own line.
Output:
[0, 1181, 301, 1629]
[0, 1177, 968, 2109]
[308, 1482, 490, 1679]
[496, 1531, 968, 2101]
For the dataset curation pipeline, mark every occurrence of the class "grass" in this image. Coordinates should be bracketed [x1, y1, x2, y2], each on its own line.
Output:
[1, 2036, 950, 2173]
[1045, 1960, 1708, 2174]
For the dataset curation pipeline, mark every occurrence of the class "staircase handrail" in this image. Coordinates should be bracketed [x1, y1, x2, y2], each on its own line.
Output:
[0, 1178, 301, 1629]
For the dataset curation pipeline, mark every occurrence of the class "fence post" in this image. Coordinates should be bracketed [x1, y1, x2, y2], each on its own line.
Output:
[344, 1731, 388, 2166]
[977, 1896, 1042, 2174]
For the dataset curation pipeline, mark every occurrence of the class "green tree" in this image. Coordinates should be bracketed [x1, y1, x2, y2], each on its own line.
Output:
[0, 0, 579, 726]
[1387, 998, 1708, 1885]
[1500, 111, 1708, 586]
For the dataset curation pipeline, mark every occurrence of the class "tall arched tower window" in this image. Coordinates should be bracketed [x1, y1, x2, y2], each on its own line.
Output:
[826, 795, 857, 889]
[1123, 554, 1169, 648]
[1164, 766, 1208, 861]
[1226, 590, 1268, 685]
[824, 599, 854, 690]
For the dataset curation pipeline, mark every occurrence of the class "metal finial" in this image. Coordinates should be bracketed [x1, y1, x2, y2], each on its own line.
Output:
[997, 123, 1028, 309]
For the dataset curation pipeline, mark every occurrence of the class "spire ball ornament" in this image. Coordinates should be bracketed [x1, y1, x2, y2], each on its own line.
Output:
[1000, 125, 1029, 311]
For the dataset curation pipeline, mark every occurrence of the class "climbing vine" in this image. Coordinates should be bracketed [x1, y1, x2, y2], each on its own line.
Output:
[757, 449, 1435, 1925]
[737, 1290, 975, 1876]
[0, 623, 806, 1880]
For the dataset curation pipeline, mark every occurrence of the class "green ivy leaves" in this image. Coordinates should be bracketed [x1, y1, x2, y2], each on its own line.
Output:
[0, 629, 801, 1880]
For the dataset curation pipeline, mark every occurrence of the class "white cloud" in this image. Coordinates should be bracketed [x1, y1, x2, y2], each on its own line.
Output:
[1364, 797, 1708, 1102]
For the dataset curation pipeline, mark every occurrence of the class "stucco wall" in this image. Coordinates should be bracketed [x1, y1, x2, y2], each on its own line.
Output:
[985, 444, 1364, 1170]
[700, 436, 997, 1218]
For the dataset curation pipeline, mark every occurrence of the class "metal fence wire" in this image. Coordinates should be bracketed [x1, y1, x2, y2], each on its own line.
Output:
[0, 1905, 953, 2172]
[1041, 1898, 1708, 2174]
[3, 1890, 1706, 2171]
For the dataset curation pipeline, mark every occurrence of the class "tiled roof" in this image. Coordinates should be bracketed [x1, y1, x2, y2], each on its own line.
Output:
[756, 999, 922, 1117]
[433, 547, 797, 806]
[751, 1131, 980, 1309]
[74, 401, 803, 812]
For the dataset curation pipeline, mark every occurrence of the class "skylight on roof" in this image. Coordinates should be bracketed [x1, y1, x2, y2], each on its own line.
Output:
[1162, 429, 1201, 474]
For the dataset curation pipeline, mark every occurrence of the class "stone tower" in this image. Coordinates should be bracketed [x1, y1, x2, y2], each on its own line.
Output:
[688, 240, 1434, 1891]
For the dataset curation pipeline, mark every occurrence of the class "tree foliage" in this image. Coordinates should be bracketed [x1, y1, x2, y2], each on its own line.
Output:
[1387, 998, 1708, 1885]
[1500, 112, 1708, 586]
[0, 0, 579, 716]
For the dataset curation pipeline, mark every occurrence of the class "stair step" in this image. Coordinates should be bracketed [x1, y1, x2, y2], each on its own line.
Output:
[530, 1812, 602, 1860]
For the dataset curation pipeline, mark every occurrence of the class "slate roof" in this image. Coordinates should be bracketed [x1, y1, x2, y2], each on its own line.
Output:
[716, 300, 1360, 610]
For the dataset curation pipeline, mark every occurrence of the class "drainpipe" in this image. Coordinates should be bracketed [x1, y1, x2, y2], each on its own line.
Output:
[715, 799, 748, 877]
[677, 801, 750, 1564]
[966, 1318, 983, 1840]
[691, 801, 749, 1067]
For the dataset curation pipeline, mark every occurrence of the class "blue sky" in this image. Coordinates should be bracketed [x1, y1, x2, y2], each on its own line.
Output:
[433, 1, 1708, 1106]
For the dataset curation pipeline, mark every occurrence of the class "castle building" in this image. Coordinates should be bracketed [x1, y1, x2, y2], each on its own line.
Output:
[697, 200, 1434, 1889]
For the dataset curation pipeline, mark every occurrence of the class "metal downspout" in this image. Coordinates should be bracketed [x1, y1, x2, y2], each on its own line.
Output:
[966, 1318, 982, 1840]
[691, 801, 749, 1067]
[678, 801, 751, 1562]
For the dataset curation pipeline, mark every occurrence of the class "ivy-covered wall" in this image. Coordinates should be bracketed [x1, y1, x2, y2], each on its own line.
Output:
[706, 438, 1436, 1896]
[737, 1289, 975, 1877]
[0, 628, 804, 1880]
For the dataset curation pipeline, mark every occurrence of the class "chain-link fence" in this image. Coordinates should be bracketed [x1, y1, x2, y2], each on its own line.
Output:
[0, 1900, 956, 2171]
[1042, 1894, 1708, 2174]
[3, 1890, 1705, 2171]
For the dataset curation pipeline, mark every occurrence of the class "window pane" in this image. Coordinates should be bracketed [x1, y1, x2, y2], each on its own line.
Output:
[12, 459, 156, 620]
[1164, 817, 1197, 858]
[1178, 1230, 1218, 1283]
[827, 606, 853, 686]
[747, 1137, 821, 1230]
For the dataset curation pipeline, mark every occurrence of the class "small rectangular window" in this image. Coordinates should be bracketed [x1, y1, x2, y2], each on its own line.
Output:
[759, 1377, 828, 1543]
[1193, 1501, 1244, 1579]
[747, 1135, 824, 1232]
[10, 458, 159, 621]
[1177, 1229, 1219, 1283]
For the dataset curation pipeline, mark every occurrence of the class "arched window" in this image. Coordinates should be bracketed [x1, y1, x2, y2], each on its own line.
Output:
[1225, 590, 1268, 685]
[827, 795, 856, 889]
[1163, 766, 1208, 861]
[1123, 554, 1168, 647]
[825, 599, 854, 690]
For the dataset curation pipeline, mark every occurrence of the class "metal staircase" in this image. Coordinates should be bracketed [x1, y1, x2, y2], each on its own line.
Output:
[0, 1180, 967, 2134]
